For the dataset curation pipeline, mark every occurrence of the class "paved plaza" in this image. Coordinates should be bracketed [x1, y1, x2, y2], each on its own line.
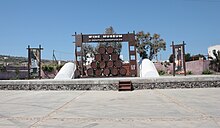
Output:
[0, 88, 220, 128]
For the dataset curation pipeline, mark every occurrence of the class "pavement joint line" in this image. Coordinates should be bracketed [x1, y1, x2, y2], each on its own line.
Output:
[1, 117, 41, 121]
[0, 102, 54, 110]
[154, 89, 210, 117]
[28, 91, 87, 128]
[0, 91, 27, 101]
[153, 90, 220, 127]
[1, 117, 220, 122]
[210, 116, 220, 128]
[0, 91, 43, 103]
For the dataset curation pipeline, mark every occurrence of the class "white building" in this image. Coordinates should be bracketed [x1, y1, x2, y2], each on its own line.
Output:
[208, 45, 220, 59]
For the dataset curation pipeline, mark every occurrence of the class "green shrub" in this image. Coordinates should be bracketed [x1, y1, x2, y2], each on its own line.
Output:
[56, 65, 64, 71]
[187, 71, 193, 75]
[42, 65, 54, 72]
[158, 70, 166, 75]
[0, 65, 6, 72]
[202, 69, 213, 75]
[47, 66, 54, 72]
[42, 65, 48, 72]
[15, 67, 20, 79]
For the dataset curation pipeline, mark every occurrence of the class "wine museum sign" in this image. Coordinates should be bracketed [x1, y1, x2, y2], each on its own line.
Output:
[83, 34, 124, 42]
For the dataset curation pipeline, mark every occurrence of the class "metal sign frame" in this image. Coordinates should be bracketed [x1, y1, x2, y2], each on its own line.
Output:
[27, 45, 43, 79]
[171, 41, 186, 76]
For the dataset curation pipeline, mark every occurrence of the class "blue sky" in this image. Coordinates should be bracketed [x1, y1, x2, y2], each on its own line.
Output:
[0, 0, 219, 61]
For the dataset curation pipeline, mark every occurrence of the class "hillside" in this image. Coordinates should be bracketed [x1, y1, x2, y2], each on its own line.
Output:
[0, 55, 56, 66]
[0, 54, 66, 79]
[0, 55, 27, 65]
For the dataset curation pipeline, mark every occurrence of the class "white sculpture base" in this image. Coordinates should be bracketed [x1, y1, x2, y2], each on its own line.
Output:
[54, 62, 76, 79]
[139, 59, 159, 78]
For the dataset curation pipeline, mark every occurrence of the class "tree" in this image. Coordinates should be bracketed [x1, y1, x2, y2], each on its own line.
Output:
[169, 53, 190, 63]
[169, 53, 206, 63]
[0, 65, 6, 72]
[185, 53, 192, 62]
[169, 54, 174, 63]
[209, 50, 220, 72]
[105, 26, 115, 34]
[82, 43, 96, 64]
[136, 31, 166, 60]
[97, 26, 122, 54]
[191, 54, 206, 61]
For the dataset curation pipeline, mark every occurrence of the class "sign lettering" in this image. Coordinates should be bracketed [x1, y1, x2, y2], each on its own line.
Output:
[87, 34, 123, 42]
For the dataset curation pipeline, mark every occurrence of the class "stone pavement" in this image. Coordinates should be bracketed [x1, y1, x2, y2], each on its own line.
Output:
[0, 88, 220, 128]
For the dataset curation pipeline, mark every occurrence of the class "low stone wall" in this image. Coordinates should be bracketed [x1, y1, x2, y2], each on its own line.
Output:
[133, 81, 220, 90]
[0, 75, 220, 91]
[0, 84, 117, 91]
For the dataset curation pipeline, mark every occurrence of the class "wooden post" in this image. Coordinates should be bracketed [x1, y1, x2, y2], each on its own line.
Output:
[80, 33, 84, 77]
[27, 45, 30, 79]
[91, 61, 97, 69]
[95, 54, 102, 61]
[119, 67, 127, 76]
[111, 68, 118, 76]
[111, 53, 119, 61]
[103, 68, 110, 76]
[172, 41, 176, 76]
[95, 69, 102, 76]
[182, 41, 186, 76]
[106, 46, 114, 54]
[39, 45, 42, 79]
[98, 46, 106, 54]
[87, 68, 94, 76]
[114, 60, 122, 68]
[103, 54, 110, 61]
[99, 61, 106, 69]
[107, 61, 113, 68]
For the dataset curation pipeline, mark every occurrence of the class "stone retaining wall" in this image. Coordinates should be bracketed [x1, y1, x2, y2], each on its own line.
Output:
[0, 84, 118, 91]
[133, 81, 220, 90]
[0, 76, 220, 91]
[0, 81, 220, 91]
